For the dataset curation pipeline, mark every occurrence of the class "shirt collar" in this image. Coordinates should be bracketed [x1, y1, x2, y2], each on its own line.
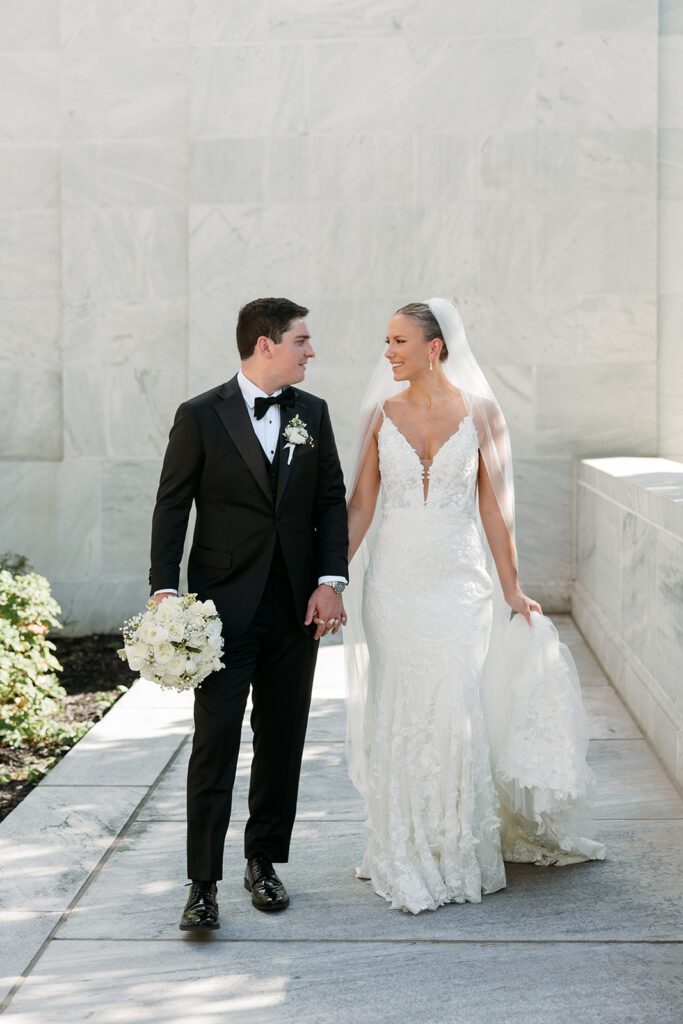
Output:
[237, 369, 282, 409]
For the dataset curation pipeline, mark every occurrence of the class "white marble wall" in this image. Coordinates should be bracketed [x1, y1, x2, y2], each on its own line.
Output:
[573, 455, 683, 786]
[0, 1, 662, 631]
[659, 6, 683, 461]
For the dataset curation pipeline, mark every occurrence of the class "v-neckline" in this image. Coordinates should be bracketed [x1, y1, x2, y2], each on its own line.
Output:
[382, 413, 472, 470]
[381, 413, 473, 505]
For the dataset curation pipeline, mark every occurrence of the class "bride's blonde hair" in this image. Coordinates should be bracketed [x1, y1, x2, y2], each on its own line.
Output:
[395, 302, 449, 361]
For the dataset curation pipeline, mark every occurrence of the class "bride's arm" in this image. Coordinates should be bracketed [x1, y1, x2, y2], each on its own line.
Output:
[347, 431, 381, 563]
[477, 454, 542, 624]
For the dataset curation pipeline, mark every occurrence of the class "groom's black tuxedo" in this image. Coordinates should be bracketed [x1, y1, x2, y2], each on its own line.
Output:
[149, 374, 348, 880]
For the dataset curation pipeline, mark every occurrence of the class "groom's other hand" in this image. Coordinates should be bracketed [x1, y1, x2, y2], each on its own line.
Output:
[153, 591, 174, 606]
[305, 586, 346, 639]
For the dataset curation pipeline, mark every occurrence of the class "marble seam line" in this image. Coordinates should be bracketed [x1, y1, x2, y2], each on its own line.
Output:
[0, 732, 192, 1017]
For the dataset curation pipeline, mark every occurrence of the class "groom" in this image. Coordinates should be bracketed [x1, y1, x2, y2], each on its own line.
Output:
[149, 297, 349, 930]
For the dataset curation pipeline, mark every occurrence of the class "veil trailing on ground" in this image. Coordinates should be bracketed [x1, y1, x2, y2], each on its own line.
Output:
[344, 298, 605, 866]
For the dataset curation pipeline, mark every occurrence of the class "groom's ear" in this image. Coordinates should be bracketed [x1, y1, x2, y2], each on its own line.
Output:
[255, 335, 274, 358]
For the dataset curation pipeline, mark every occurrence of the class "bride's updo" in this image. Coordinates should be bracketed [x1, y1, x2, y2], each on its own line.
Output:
[395, 302, 449, 361]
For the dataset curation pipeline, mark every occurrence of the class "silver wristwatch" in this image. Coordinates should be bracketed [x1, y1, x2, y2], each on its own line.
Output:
[322, 580, 347, 595]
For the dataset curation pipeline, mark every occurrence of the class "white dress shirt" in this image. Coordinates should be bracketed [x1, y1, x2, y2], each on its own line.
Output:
[155, 370, 346, 594]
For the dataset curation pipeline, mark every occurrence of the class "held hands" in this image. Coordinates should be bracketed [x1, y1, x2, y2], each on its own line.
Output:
[305, 585, 347, 640]
[506, 588, 543, 625]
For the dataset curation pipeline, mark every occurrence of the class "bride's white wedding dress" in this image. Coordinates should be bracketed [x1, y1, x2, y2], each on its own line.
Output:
[358, 410, 507, 912]
[356, 408, 604, 914]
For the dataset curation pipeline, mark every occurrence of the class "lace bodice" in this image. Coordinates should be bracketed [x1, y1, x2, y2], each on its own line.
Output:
[377, 413, 479, 518]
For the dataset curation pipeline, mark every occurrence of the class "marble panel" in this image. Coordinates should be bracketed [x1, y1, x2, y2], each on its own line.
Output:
[187, 292, 241, 397]
[459, 291, 577, 367]
[63, 209, 187, 303]
[0, 54, 60, 142]
[268, 133, 414, 205]
[0, 213, 60, 300]
[655, 531, 683, 713]
[54, 459, 102, 581]
[576, 294, 657, 363]
[0, 146, 60, 210]
[480, 130, 576, 199]
[534, 198, 656, 294]
[63, 368, 107, 457]
[411, 204, 478, 296]
[0, 462, 58, 576]
[308, 38, 536, 133]
[5, 938, 682, 1024]
[192, 138, 265, 204]
[101, 459, 162, 578]
[62, 0, 189, 50]
[44, 706, 190, 787]
[616, 661, 681, 783]
[56, 818, 683, 945]
[191, 45, 307, 136]
[513, 458, 573, 583]
[398, 1, 579, 38]
[577, 129, 655, 197]
[593, 496, 623, 629]
[535, 363, 657, 457]
[660, 1, 683, 33]
[621, 513, 658, 677]
[579, 0, 657, 31]
[264, 0, 411, 39]
[660, 36, 683, 131]
[63, 142, 188, 208]
[468, 361, 534, 458]
[101, 367, 187, 458]
[52, 578, 152, 636]
[0, 910, 60, 1004]
[0, 371, 62, 460]
[660, 131, 683, 204]
[659, 375, 683, 463]
[658, 201, 683, 296]
[189, 205, 310, 307]
[191, 0, 267, 43]
[415, 133, 482, 202]
[63, 48, 188, 140]
[474, 203, 535, 293]
[63, 299, 187, 370]
[0, 301, 60, 371]
[576, 482, 596, 600]
[537, 34, 657, 131]
[0, 784, 145, 913]
[0, 0, 60, 50]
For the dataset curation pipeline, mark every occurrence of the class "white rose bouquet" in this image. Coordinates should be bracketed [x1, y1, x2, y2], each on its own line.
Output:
[118, 594, 224, 692]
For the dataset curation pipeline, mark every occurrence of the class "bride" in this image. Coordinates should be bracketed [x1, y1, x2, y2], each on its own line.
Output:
[344, 298, 605, 915]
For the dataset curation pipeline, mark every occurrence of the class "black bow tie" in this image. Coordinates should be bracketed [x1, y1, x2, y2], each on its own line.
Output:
[253, 388, 296, 421]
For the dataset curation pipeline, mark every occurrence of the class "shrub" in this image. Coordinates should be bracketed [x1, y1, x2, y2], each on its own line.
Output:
[0, 566, 72, 748]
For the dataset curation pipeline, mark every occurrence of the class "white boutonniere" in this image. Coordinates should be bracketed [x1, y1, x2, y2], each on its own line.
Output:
[283, 414, 315, 465]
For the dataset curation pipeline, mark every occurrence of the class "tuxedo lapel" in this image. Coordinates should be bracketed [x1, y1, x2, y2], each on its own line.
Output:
[276, 392, 309, 510]
[215, 377, 272, 504]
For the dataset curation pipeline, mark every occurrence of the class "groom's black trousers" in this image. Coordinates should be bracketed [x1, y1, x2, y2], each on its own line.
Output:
[186, 542, 319, 881]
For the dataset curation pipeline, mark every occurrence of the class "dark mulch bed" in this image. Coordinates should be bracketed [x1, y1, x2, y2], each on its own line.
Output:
[0, 634, 138, 824]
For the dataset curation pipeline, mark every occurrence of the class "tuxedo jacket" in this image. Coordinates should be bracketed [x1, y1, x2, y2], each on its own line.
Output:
[149, 375, 349, 638]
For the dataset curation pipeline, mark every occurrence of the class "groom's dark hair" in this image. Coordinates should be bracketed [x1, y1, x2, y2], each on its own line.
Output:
[236, 297, 309, 359]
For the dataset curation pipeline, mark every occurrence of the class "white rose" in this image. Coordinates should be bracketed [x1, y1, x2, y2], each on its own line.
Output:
[287, 428, 307, 444]
[166, 620, 184, 642]
[138, 619, 169, 644]
[152, 641, 175, 665]
[201, 599, 217, 616]
[207, 633, 223, 652]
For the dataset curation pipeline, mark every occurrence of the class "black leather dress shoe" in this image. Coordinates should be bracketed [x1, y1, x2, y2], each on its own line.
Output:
[244, 857, 290, 912]
[179, 880, 220, 931]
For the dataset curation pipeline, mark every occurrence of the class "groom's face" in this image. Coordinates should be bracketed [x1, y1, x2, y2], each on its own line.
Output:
[271, 317, 315, 386]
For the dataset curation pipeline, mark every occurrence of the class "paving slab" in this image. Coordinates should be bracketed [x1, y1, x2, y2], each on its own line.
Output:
[42, 702, 191, 787]
[138, 736, 680, 823]
[0, 785, 147, 914]
[3, 939, 681, 1024]
[0, 912, 60, 1005]
[58, 818, 681, 943]
[581, 686, 642, 739]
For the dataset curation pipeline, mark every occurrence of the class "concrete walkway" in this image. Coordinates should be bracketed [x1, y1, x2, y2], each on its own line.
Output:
[1, 617, 682, 1022]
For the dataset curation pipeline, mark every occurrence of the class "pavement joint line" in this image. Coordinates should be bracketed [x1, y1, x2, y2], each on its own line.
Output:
[47, 937, 683, 946]
[0, 732, 192, 1017]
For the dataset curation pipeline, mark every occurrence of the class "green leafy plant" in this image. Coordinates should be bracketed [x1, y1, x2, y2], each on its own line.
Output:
[0, 566, 75, 748]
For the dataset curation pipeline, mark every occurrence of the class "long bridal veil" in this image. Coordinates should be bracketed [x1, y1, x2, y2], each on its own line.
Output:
[344, 298, 605, 866]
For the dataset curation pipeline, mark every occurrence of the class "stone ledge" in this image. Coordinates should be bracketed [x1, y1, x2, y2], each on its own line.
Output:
[578, 456, 683, 536]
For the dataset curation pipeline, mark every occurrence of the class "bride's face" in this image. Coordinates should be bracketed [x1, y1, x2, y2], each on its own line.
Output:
[385, 314, 433, 382]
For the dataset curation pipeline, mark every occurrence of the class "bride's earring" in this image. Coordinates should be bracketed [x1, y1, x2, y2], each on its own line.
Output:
[429, 358, 433, 372]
